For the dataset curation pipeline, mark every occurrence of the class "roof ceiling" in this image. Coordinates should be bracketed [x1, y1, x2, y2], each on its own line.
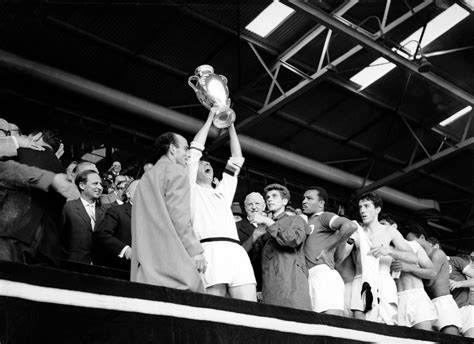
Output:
[1, 0, 473, 253]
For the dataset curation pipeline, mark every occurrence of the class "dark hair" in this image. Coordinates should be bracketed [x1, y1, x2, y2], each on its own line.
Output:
[30, 128, 61, 152]
[358, 192, 383, 209]
[428, 236, 440, 246]
[154, 132, 177, 158]
[306, 186, 328, 203]
[264, 183, 291, 201]
[75, 169, 99, 190]
[379, 213, 396, 225]
[405, 224, 429, 239]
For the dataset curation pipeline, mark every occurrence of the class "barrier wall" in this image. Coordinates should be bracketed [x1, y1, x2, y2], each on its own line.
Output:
[0, 262, 470, 344]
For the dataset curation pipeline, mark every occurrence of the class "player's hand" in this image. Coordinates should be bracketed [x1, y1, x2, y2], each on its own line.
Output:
[252, 225, 267, 242]
[449, 279, 461, 291]
[124, 247, 132, 260]
[369, 245, 391, 258]
[17, 135, 45, 151]
[193, 253, 207, 274]
[317, 249, 334, 269]
[248, 212, 271, 226]
[390, 260, 406, 272]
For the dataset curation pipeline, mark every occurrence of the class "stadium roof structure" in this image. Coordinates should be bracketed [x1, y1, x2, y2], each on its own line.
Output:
[1, 0, 473, 252]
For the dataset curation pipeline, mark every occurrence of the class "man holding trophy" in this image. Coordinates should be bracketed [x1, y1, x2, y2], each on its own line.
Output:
[187, 65, 257, 300]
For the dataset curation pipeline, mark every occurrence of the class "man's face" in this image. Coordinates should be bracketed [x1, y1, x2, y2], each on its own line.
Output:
[112, 161, 121, 173]
[358, 199, 379, 225]
[173, 135, 189, 166]
[80, 173, 103, 201]
[196, 160, 213, 185]
[302, 190, 322, 215]
[244, 194, 265, 216]
[266, 190, 287, 214]
[116, 181, 127, 200]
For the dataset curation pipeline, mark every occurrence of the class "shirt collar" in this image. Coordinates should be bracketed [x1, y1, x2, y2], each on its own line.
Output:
[310, 211, 324, 218]
[80, 196, 96, 208]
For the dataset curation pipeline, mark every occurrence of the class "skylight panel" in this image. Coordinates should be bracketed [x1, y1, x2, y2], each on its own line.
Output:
[400, 3, 470, 57]
[439, 106, 472, 126]
[350, 4, 470, 89]
[245, 1, 295, 37]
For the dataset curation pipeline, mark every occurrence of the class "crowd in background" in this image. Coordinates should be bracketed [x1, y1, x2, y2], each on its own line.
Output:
[1, 115, 473, 340]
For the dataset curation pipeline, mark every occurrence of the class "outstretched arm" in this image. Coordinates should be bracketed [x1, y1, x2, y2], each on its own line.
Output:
[369, 227, 417, 264]
[228, 123, 242, 158]
[192, 109, 214, 146]
[392, 244, 436, 280]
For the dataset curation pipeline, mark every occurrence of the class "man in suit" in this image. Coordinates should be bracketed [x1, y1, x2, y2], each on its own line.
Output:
[62, 169, 105, 265]
[131, 132, 206, 292]
[94, 180, 139, 271]
[100, 175, 127, 210]
[237, 192, 267, 294]
[0, 128, 66, 266]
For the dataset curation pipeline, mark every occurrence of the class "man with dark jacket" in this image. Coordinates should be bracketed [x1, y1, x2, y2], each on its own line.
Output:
[94, 180, 139, 270]
[237, 192, 267, 295]
[250, 183, 311, 310]
[62, 169, 105, 264]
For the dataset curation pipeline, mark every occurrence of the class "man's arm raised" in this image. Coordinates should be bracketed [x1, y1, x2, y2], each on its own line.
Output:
[193, 109, 214, 147]
[228, 123, 242, 158]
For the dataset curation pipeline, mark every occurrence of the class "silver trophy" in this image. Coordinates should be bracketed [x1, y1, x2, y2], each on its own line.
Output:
[188, 65, 236, 129]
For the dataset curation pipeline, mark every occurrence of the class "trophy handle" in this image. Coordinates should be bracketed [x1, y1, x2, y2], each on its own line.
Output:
[219, 75, 228, 85]
[188, 75, 199, 92]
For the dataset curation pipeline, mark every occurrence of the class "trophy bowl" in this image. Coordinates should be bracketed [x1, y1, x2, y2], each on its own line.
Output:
[188, 65, 236, 129]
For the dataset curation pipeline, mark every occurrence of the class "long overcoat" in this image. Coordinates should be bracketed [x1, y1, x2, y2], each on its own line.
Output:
[130, 155, 204, 292]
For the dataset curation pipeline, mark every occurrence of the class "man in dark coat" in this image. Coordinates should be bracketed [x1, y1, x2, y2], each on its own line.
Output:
[62, 169, 105, 264]
[237, 192, 267, 294]
[250, 183, 311, 311]
[94, 180, 139, 271]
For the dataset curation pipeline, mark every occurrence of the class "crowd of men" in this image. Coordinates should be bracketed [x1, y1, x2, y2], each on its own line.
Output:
[1, 113, 473, 339]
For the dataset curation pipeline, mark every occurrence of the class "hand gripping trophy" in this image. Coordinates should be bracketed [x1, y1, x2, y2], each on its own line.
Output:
[188, 65, 236, 128]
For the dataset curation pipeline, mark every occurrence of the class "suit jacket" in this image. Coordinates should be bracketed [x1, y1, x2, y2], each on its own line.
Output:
[0, 147, 65, 266]
[62, 198, 105, 265]
[94, 202, 131, 270]
[236, 218, 263, 291]
[99, 192, 118, 210]
[131, 155, 204, 292]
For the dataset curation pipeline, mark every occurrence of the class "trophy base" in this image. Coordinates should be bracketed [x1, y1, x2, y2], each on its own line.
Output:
[213, 108, 236, 129]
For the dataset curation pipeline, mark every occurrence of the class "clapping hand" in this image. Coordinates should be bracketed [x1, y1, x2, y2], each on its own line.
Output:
[369, 245, 391, 258]
[248, 212, 269, 226]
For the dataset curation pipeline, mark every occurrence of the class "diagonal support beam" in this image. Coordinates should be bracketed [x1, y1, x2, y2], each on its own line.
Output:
[288, 0, 474, 105]
[354, 137, 474, 195]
